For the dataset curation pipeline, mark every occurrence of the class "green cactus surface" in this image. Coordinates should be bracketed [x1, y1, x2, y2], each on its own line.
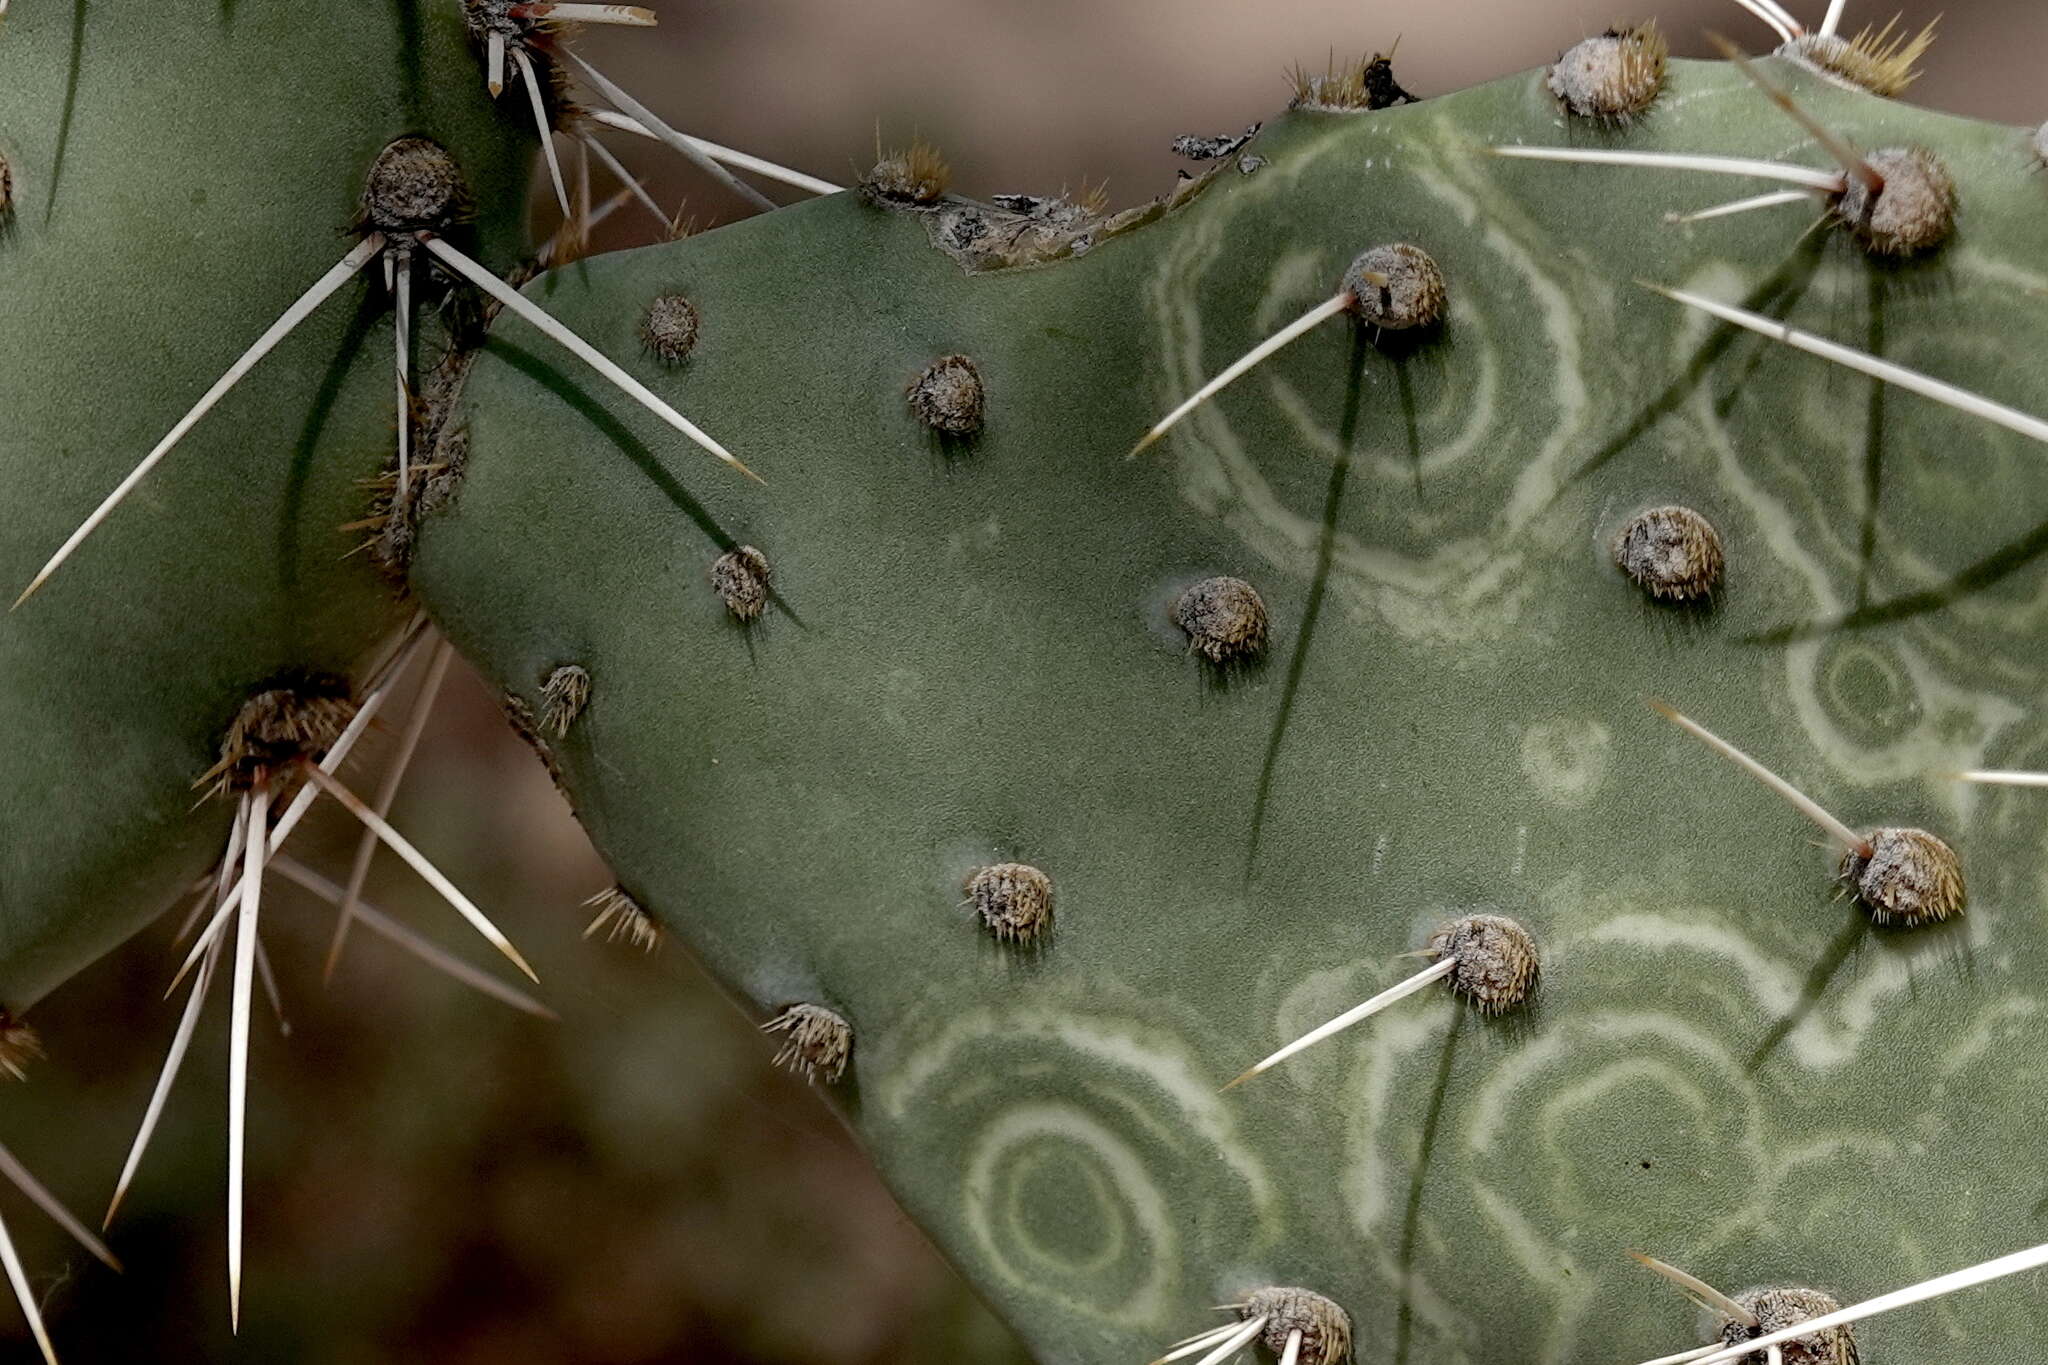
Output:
[10, 5, 2048, 1362]
[0, 0, 530, 1003]
[413, 58, 2048, 1365]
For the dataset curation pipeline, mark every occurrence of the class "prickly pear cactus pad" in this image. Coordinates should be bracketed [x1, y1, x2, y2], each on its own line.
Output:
[412, 57, 2048, 1365]
[0, 1, 529, 1004]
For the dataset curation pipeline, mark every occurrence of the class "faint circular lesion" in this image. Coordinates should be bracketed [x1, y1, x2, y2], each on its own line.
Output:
[1816, 638, 1922, 748]
[882, 1006, 1280, 1330]
[1519, 717, 1613, 808]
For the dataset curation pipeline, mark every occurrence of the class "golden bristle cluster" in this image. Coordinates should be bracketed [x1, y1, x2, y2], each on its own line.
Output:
[583, 885, 663, 951]
[863, 136, 951, 205]
[1287, 51, 1415, 112]
[1783, 17, 1938, 99]
[539, 664, 591, 738]
[761, 1004, 853, 1084]
[199, 677, 358, 796]
[966, 863, 1055, 944]
[1548, 22, 1668, 122]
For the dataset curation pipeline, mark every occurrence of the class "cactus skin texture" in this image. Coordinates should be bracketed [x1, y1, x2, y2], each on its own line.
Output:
[412, 59, 2048, 1365]
[0, 2, 530, 1004]
[10, 8, 2048, 1363]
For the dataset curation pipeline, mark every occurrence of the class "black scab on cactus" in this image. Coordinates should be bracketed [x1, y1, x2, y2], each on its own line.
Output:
[1288, 50, 1418, 111]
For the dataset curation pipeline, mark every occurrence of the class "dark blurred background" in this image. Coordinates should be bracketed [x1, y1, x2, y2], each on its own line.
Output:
[8, 2, 2045, 1360]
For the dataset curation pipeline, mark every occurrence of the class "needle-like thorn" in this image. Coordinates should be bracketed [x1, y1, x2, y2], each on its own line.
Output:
[420, 235, 761, 483]
[13, 235, 385, 608]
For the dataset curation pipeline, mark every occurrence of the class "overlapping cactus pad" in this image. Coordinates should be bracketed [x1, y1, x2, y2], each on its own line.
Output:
[10, 3, 2048, 1360]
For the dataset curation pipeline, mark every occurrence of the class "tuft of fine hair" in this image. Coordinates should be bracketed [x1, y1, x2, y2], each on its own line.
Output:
[966, 863, 1054, 944]
[1780, 18, 1937, 99]
[909, 355, 986, 435]
[1613, 505, 1725, 603]
[358, 135, 473, 235]
[199, 674, 357, 796]
[539, 664, 591, 738]
[1840, 827, 1965, 926]
[1427, 914, 1540, 1014]
[1832, 146, 1956, 257]
[862, 136, 950, 206]
[583, 884, 662, 951]
[1239, 1287, 1353, 1365]
[0, 1013, 43, 1082]
[1288, 50, 1419, 112]
[710, 546, 772, 622]
[761, 1004, 853, 1084]
[641, 293, 700, 367]
[1175, 576, 1270, 665]
[1721, 1286, 1859, 1365]
[1548, 22, 1668, 123]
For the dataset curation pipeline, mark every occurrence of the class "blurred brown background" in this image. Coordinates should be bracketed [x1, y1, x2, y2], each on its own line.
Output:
[9, 2, 2046, 1360]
